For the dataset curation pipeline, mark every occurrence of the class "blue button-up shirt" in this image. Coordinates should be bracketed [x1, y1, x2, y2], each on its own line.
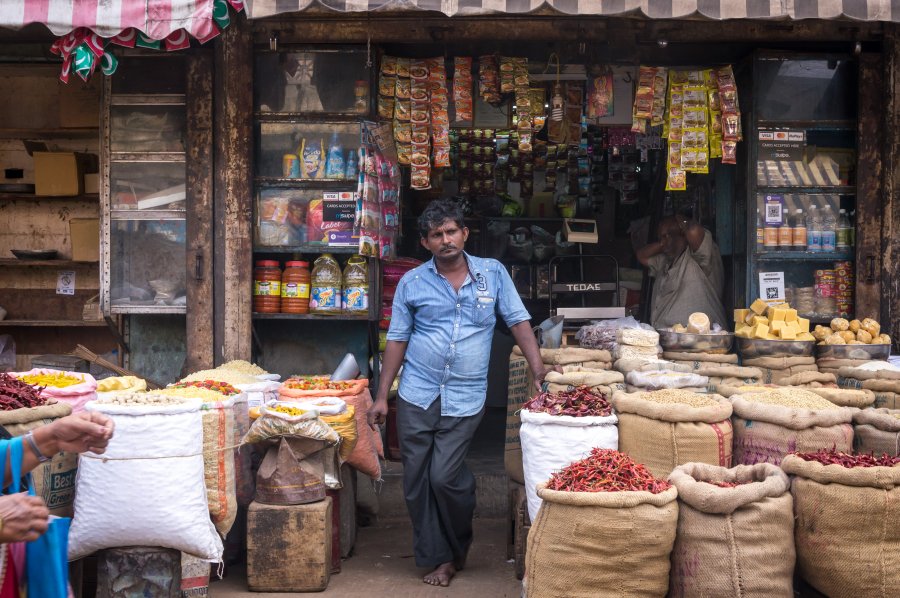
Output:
[387, 253, 531, 417]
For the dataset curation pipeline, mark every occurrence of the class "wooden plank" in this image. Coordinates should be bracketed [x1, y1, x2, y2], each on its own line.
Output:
[0, 288, 98, 320]
[884, 25, 900, 349]
[0, 320, 106, 327]
[0, 259, 98, 267]
[215, 13, 254, 363]
[185, 51, 215, 372]
[855, 52, 884, 322]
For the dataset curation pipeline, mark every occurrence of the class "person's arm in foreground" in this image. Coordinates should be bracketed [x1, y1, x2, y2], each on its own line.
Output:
[369, 339, 408, 429]
[678, 217, 706, 252]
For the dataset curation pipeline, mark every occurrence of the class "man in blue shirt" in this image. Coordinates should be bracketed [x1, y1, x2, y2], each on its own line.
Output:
[369, 199, 549, 587]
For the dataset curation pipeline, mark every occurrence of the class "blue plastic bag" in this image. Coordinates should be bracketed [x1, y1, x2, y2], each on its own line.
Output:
[3, 436, 71, 598]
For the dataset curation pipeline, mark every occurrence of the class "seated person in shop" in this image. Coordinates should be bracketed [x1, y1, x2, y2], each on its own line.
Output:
[636, 214, 727, 329]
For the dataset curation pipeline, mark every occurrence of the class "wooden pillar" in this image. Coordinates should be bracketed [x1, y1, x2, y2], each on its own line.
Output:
[185, 50, 215, 371]
[214, 14, 254, 362]
[882, 25, 900, 347]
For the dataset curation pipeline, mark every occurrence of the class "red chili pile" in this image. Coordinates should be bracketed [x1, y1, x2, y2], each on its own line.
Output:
[794, 450, 900, 468]
[523, 386, 612, 417]
[547, 448, 671, 493]
[0, 374, 48, 411]
[172, 380, 240, 396]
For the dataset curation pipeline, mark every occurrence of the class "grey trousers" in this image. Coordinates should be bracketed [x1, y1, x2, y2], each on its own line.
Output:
[396, 397, 484, 568]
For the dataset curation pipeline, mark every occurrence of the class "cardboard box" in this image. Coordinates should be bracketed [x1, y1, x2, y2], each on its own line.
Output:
[70, 218, 99, 262]
[83, 173, 99, 195]
[35, 152, 83, 196]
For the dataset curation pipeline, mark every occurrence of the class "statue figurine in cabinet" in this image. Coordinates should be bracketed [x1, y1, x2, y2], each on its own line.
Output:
[258, 52, 324, 113]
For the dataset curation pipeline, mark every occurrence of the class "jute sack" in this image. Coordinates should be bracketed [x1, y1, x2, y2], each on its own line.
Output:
[742, 356, 816, 369]
[513, 346, 612, 366]
[852, 408, 900, 456]
[505, 350, 533, 485]
[626, 385, 708, 393]
[776, 370, 835, 387]
[546, 382, 625, 395]
[560, 363, 612, 373]
[806, 387, 875, 408]
[670, 362, 761, 379]
[543, 369, 623, 389]
[757, 364, 819, 385]
[730, 396, 854, 466]
[611, 391, 733, 478]
[706, 377, 762, 393]
[837, 365, 900, 381]
[781, 454, 900, 598]
[859, 378, 900, 393]
[663, 351, 739, 364]
[667, 463, 794, 598]
[873, 392, 900, 410]
[712, 384, 771, 398]
[625, 370, 709, 391]
[818, 367, 842, 377]
[614, 358, 690, 374]
[200, 398, 237, 536]
[0, 401, 76, 517]
[816, 357, 871, 371]
[525, 484, 678, 598]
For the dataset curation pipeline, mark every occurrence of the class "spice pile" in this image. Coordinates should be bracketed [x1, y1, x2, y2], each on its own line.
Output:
[523, 386, 612, 417]
[180, 369, 260, 386]
[219, 360, 268, 376]
[171, 380, 240, 396]
[19, 371, 83, 388]
[793, 450, 900, 468]
[270, 405, 309, 417]
[0, 374, 48, 410]
[548, 448, 671, 493]
[282, 378, 357, 392]
[741, 388, 838, 410]
[95, 392, 187, 406]
[636, 389, 718, 407]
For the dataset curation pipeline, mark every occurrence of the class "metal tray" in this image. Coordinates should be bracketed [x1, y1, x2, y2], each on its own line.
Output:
[816, 343, 891, 361]
[735, 337, 816, 359]
[657, 329, 733, 353]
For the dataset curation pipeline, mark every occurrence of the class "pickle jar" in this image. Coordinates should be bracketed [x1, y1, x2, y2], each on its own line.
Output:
[281, 260, 311, 314]
[252, 260, 282, 313]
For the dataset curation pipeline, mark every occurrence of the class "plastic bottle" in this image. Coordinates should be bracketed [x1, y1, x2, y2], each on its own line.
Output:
[763, 208, 779, 249]
[755, 209, 765, 251]
[778, 208, 793, 248]
[807, 205, 822, 252]
[821, 205, 837, 252]
[849, 210, 856, 247]
[324, 132, 345, 179]
[836, 209, 852, 249]
[345, 149, 359, 181]
[792, 209, 807, 251]
[342, 255, 369, 314]
[281, 260, 311, 314]
[252, 260, 282, 313]
[310, 254, 342, 315]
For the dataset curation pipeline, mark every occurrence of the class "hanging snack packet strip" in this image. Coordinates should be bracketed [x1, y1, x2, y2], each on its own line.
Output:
[453, 57, 473, 122]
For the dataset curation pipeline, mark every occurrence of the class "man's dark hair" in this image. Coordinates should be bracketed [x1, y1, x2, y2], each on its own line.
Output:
[417, 199, 465, 239]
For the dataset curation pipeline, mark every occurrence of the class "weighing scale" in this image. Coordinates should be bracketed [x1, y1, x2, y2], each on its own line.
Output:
[563, 219, 599, 244]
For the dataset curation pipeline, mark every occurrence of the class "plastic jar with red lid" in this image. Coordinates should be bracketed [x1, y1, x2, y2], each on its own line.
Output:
[281, 260, 311, 314]
[253, 260, 282, 313]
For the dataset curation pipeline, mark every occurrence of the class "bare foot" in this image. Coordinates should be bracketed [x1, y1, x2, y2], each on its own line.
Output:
[423, 561, 456, 587]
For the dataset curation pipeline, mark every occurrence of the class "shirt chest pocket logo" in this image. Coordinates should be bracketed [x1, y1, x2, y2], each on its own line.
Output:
[474, 295, 496, 327]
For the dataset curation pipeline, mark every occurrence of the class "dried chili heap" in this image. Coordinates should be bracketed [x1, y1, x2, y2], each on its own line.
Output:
[547, 448, 671, 494]
[171, 380, 240, 396]
[523, 386, 612, 417]
[0, 374, 48, 411]
[794, 450, 900, 468]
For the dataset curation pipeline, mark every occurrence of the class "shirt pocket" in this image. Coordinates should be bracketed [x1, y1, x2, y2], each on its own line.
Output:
[473, 295, 496, 327]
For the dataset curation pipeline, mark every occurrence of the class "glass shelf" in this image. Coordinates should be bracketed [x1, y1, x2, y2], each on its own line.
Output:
[252, 312, 369, 321]
[254, 245, 359, 255]
[755, 250, 854, 261]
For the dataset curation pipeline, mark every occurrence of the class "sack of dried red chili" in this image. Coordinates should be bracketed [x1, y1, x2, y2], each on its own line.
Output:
[667, 463, 794, 598]
[781, 452, 900, 598]
[730, 392, 854, 466]
[525, 451, 677, 598]
[520, 388, 618, 522]
[852, 408, 900, 456]
[611, 390, 734, 479]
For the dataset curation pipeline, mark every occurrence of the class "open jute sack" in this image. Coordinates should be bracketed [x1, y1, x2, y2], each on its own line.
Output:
[669, 362, 761, 380]
[542, 368, 624, 394]
[853, 408, 900, 456]
[782, 454, 900, 598]
[662, 351, 739, 364]
[513, 345, 613, 369]
[730, 396, 854, 466]
[525, 484, 678, 598]
[611, 391, 733, 479]
[667, 463, 794, 598]
[806, 386, 875, 408]
[615, 359, 692, 374]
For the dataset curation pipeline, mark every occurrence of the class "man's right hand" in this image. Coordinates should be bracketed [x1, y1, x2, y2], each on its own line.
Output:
[0, 493, 50, 543]
[368, 396, 388, 431]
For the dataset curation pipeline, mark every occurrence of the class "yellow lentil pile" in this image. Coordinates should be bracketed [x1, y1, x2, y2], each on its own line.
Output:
[95, 392, 187, 406]
[20, 371, 84, 388]
[271, 404, 308, 417]
[741, 388, 838, 410]
[219, 360, 268, 376]
[637, 390, 719, 408]
[159, 387, 229, 403]
[180, 369, 260, 386]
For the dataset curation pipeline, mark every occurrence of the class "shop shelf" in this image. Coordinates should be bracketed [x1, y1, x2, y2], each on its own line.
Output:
[0, 193, 99, 202]
[109, 94, 186, 106]
[255, 177, 356, 187]
[254, 245, 359, 255]
[0, 127, 99, 139]
[110, 209, 185, 221]
[0, 259, 98, 267]
[755, 250, 854, 261]
[252, 312, 369, 321]
[755, 186, 856, 194]
[0, 320, 107, 327]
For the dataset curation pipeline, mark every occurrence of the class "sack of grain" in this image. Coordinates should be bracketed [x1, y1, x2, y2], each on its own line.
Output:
[506, 350, 533, 484]
[199, 398, 237, 536]
[757, 364, 820, 385]
[776, 370, 836, 387]
[15, 368, 98, 413]
[663, 351, 739, 364]
[742, 356, 816, 369]
[872, 392, 900, 410]
[611, 390, 733, 478]
[730, 389, 854, 466]
[838, 363, 900, 381]
[668, 463, 794, 598]
[544, 369, 623, 389]
[614, 344, 662, 362]
[520, 409, 618, 522]
[852, 408, 900, 456]
[526, 483, 677, 598]
[806, 387, 875, 408]
[714, 384, 771, 398]
[669, 362, 761, 380]
[513, 346, 613, 367]
[615, 358, 692, 374]
[782, 453, 900, 598]
[0, 401, 76, 517]
[625, 370, 709, 391]
[230, 393, 255, 507]
[816, 357, 872, 371]
[616, 327, 660, 347]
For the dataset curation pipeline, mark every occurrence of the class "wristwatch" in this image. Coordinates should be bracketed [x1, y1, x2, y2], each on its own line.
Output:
[24, 430, 51, 463]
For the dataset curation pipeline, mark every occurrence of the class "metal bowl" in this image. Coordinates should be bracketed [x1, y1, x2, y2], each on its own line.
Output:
[816, 343, 890, 361]
[657, 329, 733, 353]
[735, 337, 816, 359]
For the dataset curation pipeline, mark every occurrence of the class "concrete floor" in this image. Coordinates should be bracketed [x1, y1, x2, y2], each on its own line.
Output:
[211, 516, 522, 597]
